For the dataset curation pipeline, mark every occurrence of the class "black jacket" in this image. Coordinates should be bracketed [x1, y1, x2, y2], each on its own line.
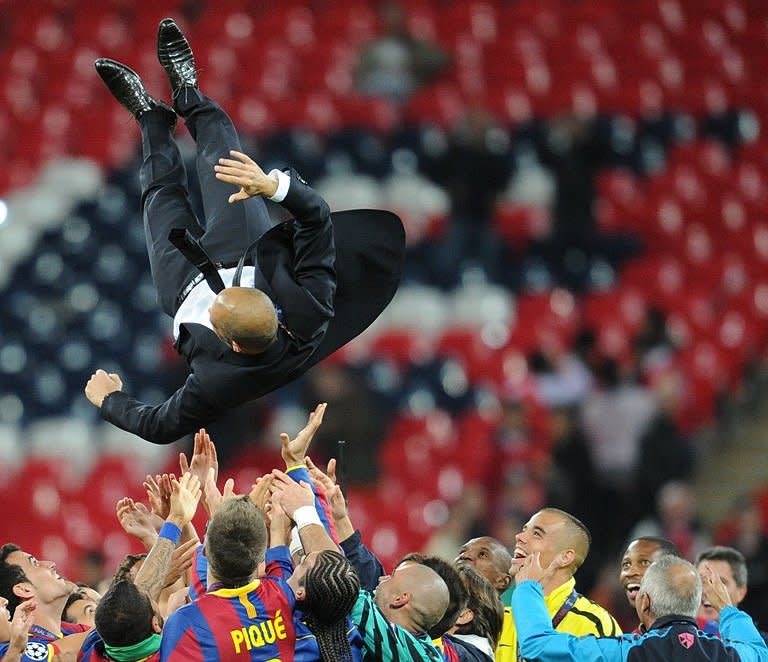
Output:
[101, 173, 404, 443]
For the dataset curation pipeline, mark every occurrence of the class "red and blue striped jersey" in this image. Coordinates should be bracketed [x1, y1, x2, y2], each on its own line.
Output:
[160, 548, 318, 661]
[188, 464, 337, 603]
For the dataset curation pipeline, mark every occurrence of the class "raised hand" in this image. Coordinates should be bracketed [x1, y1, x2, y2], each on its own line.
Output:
[203, 467, 237, 518]
[163, 538, 199, 589]
[214, 150, 279, 203]
[179, 428, 219, 491]
[249, 475, 274, 515]
[145, 474, 174, 519]
[116, 497, 159, 547]
[84, 369, 123, 407]
[306, 457, 347, 522]
[169, 473, 202, 526]
[280, 403, 327, 467]
[270, 469, 315, 519]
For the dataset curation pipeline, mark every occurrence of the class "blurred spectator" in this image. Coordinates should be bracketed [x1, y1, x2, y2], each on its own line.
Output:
[581, 358, 657, 544]
[545, 406, 597, 526]
[529, 339, 593, 408]
[425, 108, 512, 287]
[425, 485, 487, 561]
[633, 372, 695, 522]
[629, 481, 711, 561]
[716, 496, 768, 629]
[301, 362, 386, 483]
[633, 306, 677, 380]
[77, 549, 106, 589]
[356, 1, 449, 103]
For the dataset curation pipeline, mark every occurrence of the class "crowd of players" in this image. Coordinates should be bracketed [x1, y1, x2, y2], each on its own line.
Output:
[0, 403, 766, 662]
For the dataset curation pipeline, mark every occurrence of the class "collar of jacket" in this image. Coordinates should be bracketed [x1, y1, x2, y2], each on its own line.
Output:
[643, 615, 698, 633]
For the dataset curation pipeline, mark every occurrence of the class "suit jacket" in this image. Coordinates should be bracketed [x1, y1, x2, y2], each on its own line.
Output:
[101, 171, 405, 443]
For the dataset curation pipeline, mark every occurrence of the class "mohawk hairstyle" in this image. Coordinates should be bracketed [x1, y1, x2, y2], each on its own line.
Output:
[302, 551, 360, 662]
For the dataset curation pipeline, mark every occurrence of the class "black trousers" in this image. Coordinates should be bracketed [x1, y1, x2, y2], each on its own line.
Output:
[139, 89, 273, 316]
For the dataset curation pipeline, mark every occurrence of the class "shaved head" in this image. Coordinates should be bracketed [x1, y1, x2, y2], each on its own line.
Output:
[375, 563, 449, 634]
[209, 287, 278, 354]
[540, 508, 591, 570]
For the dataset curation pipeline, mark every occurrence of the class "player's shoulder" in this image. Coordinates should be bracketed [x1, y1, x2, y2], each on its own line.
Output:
[568, 595, 621, 636]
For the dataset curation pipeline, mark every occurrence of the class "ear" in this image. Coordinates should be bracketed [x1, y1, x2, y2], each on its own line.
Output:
[496, 573, 512, 591]
[558, 549, 576, 568]
[391, 592, 411, 609]
[12, 583, 34, 600]
[455, 607, 474, 626]
[734, 585, 747, 605]
[293, 586, 306, 601]
[151, 616, 162, 634]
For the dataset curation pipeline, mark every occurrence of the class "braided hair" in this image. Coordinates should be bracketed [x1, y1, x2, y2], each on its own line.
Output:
[302, 551, 360, 662]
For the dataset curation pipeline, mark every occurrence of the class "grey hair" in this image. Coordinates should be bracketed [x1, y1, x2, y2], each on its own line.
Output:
[639, 555, 702, 619]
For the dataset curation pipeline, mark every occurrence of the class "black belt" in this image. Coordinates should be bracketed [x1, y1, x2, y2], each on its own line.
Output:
[170, 229, 239, 309]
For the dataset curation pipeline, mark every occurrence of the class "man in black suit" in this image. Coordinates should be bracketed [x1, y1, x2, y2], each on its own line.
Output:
[85, 19, 404, 444]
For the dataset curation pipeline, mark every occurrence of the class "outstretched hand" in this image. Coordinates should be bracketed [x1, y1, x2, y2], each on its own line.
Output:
[306, 457, 347, 522]
[214, 150, 278, 203]
[180, 428, 219, 495]
[169, 473, 202, 526]
[280, 403, 327, 467]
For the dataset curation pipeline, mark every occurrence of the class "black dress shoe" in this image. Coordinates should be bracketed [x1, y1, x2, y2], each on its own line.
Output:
[95, 58, 176, 126]
[157, 18, 198, 96]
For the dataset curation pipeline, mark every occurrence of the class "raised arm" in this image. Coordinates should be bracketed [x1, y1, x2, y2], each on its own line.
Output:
[91, 371, 220, 444]
[215, 151, 336, 342]
[135, 473, 201, 602]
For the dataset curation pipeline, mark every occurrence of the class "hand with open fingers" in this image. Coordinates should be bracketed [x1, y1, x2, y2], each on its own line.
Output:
[249, 475, 274, 515]
[84, 369, 123, 407]
[116, 497, 159, 546]
[515, 552, 566, 587]
[180, 428, 219, 490]
[145, 474, 173, 519]
[169, 473, 202, 526]
[280, 403, 327, 467]
[306, 457, 347, 521]
[204, 467, 237, 518]
[214, 150, 278, 203]
[268, 497, 293, 545]
[701, 562, 733, 612]
[8, 599, 36, 655]
[164, 538, 199, 588]
[272, 479, 315, 519]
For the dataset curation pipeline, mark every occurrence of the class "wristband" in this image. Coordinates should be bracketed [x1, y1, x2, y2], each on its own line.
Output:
[289, 527, 304, 558]
[293, 506, 322, 531]
[159, 521, 182, 545]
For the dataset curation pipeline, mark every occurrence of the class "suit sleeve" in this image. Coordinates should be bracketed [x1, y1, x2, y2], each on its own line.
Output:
[720, 606, 768, 661]
[340, 530, 386, 592]
[100, 373, 220, 444]
[513, 581, 625, 662]
[273, 169, 336, 343]
[350, 589, 444, 661]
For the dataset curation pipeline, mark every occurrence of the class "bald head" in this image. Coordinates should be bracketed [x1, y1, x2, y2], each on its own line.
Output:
[209, 287, 278, 354]
[375, 563, 449, 634]
[637, 556, 702, 626]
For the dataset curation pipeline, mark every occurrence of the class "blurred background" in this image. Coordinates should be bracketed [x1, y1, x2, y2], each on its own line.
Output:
[0, 0, 767, 631]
